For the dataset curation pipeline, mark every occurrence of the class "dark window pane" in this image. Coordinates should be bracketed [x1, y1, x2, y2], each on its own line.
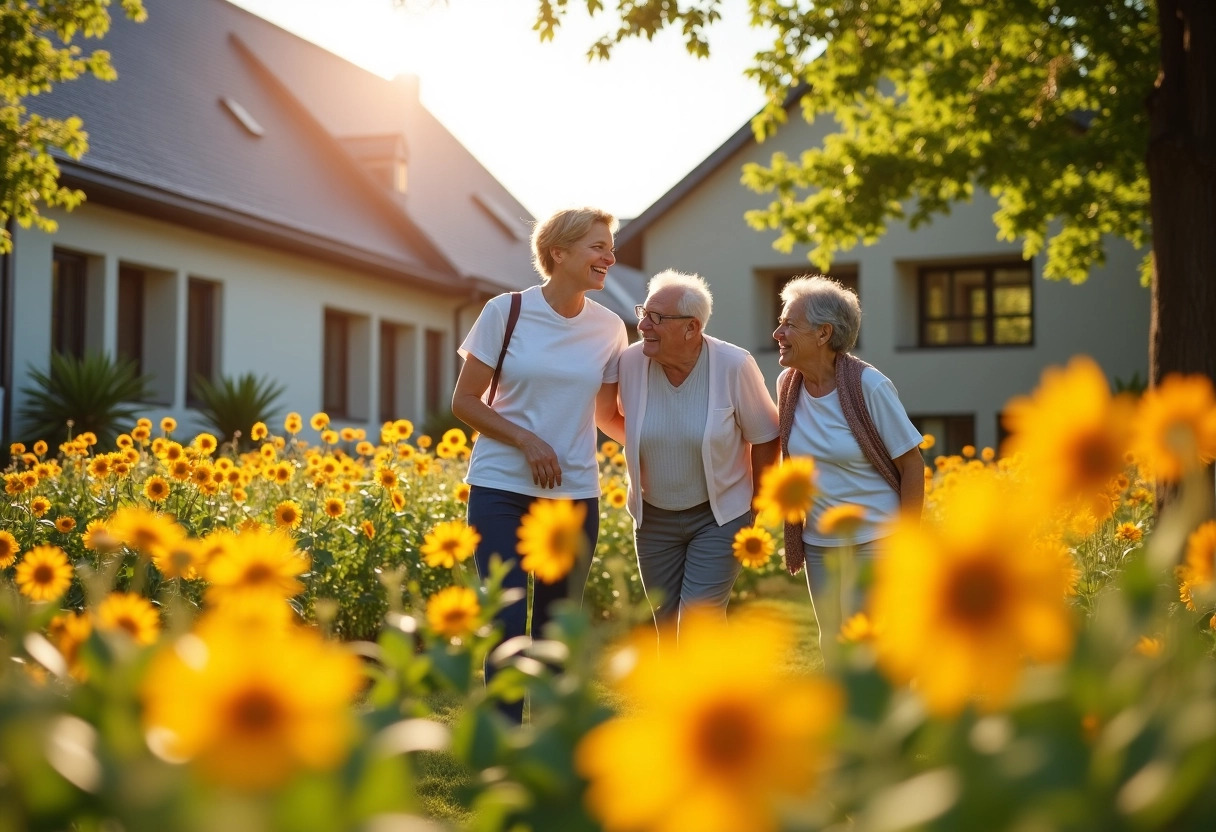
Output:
[187, 279, 218, 406]
[425, 328, 444, 417]
[51, 250, 88, 358]
[117, 266, 145, 375]
[379, 322, 397, 422]
[918, 261, 1032, 347]
[323, 310, 349, 417]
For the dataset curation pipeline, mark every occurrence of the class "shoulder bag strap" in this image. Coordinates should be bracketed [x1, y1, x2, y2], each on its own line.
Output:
[486, 292, 521, 406]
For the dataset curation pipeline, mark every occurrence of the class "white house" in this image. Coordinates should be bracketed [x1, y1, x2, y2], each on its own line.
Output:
[0, 0, 645, 444]
[614, 98, 1151, 454]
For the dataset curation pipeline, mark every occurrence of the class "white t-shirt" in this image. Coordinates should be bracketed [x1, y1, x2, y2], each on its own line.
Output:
[458, 285, 628, 499]
[786, 367, 922, 546]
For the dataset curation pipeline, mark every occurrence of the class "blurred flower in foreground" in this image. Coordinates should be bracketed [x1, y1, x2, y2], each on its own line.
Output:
[517, 499, 587, 584]
[0, 529, 18, 568]
[838, 611, 881, 644]
[872, 469, 1074, 715]
[96, 592, 161, 645]
[753, 456, 817, 526]
[1178, 520, 1216, 611]
[817, 503, 867, 537]
[142, 619, 362, 790]
[426, 586, 481, 639]
[577, 608, 842, 832]
[205, 527, 309, 603]
[1133, 373, 1216, 481]
[15, 545, 74, 601]
[421, 520, 480, 569]
[1001, 356, 1135, 520]
[732, 525, 774, 567]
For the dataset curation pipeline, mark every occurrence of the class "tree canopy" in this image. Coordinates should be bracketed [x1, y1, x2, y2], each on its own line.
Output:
[0, 0, 146, 252]
[533, 0, 1158, 285]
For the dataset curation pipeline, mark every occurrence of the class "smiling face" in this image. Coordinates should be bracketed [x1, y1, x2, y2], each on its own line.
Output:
[638, 286, 698, 364]
[551, 222, 615, 291]
[773, 299, 829, 371]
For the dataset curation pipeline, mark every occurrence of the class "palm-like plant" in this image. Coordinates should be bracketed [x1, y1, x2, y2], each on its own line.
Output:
[18, 352, 152, 446]
[192, 372, 286, 447]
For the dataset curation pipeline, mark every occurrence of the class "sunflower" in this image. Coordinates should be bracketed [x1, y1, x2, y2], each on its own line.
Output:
[232, 487, 248, 504]
[144, 475, 171, 503]
[606, 487, 628, 509]
[517, 499, 587, 584]
[160, 416, 177, 434]
[141, 619, 361, 790]
[361, 520, 376, 540]
[1114, 522, 1143, 544]
[30, 495, 52, 517]
[375, 466, 398, 490]
[577, 609, 842, 832]
[205, 526, 309, 601]
[108, 506, 186, 562]
[152, 535, 210, 581]
[273, 500, 303, 530]
[816, 504, 867, 538]
[732, 526, 774, 568]
[48, 610, 93, 679]
[440, 427, 466, 447]
[54, 515, 77, 534]
[435, 441, 456, 460]
[310, 412, 330, 431]
[600, 439, 621, 457]
[1178, 520, 1216, 611]
[355, 440, 375, 457]
[131, 425, 151, 443]
[1132, 373, 1216, 482]
[838, 612, 881, 644]
[421, 520, 481, 569]
[0, 530, 19, 568]
[284, 412, 303, 434]
[320, 429, 338, 445]
[426, 586, 481, 638]
[250, 421, 268, 441]
[323, 497, 345, 518]
[454, 482, 471, 503]
[168, 458, 193, 481]
[15, 545, 74, 601]
[82, 519, 118, 552]
[753, 456, 817, 526]
[871, 468, 1074, 715]
[195, 434, 218, 456]
[919, 433, 936, 451]
[1001, 356, 1136, 520]
[397, 444, 416, 461]
[96, 592, 161, 645]
[390, 419, 414, 440]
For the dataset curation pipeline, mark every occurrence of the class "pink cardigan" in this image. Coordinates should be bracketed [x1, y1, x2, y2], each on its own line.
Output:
[617, 335, 780, 527]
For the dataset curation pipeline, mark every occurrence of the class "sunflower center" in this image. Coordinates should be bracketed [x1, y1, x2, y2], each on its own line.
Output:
[744, 537, 764, 555]
[116, 615, 140, 638]
[229, 688, 284, 734]
[693, 701, 759, 775]
[776, 478, 812, 510]
[243, 563, 276, 584]
[1074, 433, 1120, 483]
[442, 609, 469, 627]
[33, 563, 55, 584]
[945, 560, 1009, 625]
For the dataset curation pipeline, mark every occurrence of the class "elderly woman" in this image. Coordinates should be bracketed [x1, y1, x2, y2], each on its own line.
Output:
[773, 275, 924, 650]
[612, 269, 780, 639]
[452, 206, 628, 720]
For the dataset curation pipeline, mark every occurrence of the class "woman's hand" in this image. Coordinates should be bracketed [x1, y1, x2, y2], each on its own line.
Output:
[518, 432, 562, 489]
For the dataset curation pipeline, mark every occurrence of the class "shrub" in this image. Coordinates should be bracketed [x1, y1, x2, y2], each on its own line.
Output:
[17, 351, 152, 446]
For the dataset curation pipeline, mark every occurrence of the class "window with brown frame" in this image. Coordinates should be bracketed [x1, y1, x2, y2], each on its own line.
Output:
[117, 265, 146, 376]
[186, 278, 220, 407]
[909, 414, 975, 459]
[51, 249, 88, 359]
[919, 261, 1033, 347]
[323, 309, 351, 418]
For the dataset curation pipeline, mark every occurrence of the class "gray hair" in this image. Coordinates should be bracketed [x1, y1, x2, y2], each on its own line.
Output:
[647, 269, 713, 327]
[780, 275, 861, 352]
[530, 207, 619, 281]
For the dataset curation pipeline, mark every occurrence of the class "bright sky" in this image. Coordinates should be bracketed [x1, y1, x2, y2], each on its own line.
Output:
[226, 0, 772, 220]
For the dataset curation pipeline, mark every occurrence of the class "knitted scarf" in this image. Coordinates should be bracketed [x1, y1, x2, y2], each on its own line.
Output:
[777, 352, 902, 576]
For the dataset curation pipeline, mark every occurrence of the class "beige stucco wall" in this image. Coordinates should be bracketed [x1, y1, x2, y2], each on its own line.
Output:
[8, 203, 466, 440]
[634, 116, 1150, 451]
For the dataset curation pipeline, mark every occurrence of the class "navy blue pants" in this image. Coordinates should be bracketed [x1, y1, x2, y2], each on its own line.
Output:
[467, 485, 598, 721]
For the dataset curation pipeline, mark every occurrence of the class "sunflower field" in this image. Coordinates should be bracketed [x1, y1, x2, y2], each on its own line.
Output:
[3, 353, 1216, 831]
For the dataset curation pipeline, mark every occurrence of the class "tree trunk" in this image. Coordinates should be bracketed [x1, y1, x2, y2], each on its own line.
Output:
[1147, 0, 1216, 385]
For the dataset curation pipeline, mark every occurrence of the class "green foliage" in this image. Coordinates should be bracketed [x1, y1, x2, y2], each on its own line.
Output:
[538, 1, 1157, 283]
[192, 371, 285, 446]
[17, 351, 152, 446]
[0, 0, 146, 251]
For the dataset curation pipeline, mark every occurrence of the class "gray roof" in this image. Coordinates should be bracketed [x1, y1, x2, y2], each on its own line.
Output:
[27, 0, 642, 315]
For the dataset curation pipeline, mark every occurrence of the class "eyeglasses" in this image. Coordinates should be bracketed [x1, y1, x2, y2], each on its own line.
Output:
[635, 305, 695, 326]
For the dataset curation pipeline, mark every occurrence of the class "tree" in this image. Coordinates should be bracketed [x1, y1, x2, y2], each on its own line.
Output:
[530, 0, 1213, 388]
[1, 0, 147, 252]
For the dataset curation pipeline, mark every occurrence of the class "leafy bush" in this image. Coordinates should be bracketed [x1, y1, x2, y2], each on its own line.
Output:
[191, 371, 285, 447]
[16, 351, 152, 446]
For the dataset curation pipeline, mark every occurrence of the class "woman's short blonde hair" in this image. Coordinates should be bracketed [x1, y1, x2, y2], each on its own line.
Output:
[647, 269, 713, 327]
[531, 207, 619, 281]
[780, 274, 861, 352]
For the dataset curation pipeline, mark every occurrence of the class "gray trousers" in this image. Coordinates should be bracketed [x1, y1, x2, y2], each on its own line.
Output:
[635, 501, 751, 640]
[804, 539, 881, 661]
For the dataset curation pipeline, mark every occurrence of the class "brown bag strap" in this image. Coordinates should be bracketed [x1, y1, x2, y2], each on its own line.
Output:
[487, 292, 521, 406]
